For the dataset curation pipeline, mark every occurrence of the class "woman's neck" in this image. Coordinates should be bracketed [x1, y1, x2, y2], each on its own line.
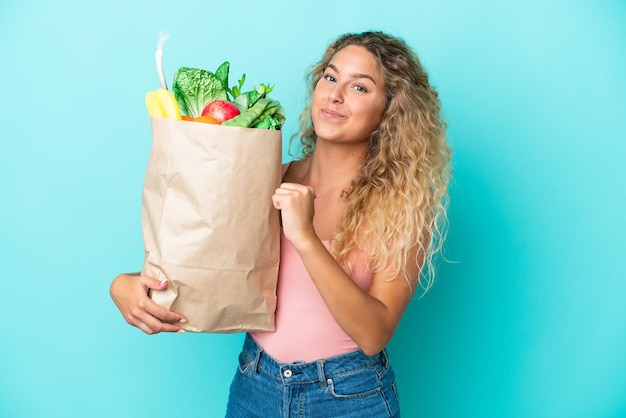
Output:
[304, 143, 366, 189]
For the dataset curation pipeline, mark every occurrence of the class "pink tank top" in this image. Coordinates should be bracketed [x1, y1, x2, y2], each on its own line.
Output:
[251, 163, 373, 363]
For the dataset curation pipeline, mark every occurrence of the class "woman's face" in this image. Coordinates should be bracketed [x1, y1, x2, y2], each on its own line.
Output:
[311, 45, 387, 145]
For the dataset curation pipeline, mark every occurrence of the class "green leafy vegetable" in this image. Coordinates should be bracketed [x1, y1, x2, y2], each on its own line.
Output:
[172, 67, 228, 118]
[214, 62, 230, 93]
[222, 97, 285, 130]
[233, 83, 274, 113]
[229, 74, 246, 100]
[172, 60, 285, 129]
[253, 116, 282, 130]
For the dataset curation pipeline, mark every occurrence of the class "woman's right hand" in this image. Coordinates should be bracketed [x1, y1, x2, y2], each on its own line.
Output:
[110, 273, 187, 334]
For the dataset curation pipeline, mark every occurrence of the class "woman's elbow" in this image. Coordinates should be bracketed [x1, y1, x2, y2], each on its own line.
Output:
[358, 331, 393, 357]
[361, 346, 384, 357]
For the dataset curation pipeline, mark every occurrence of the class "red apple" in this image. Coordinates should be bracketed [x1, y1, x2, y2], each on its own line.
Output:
[201, 100, 240, 123]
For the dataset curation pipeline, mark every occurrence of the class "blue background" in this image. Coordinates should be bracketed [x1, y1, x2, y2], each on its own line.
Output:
[1, 1, 625, 417]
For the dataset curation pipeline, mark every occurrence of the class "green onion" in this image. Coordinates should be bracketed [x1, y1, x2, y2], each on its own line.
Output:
[156, 31, 170, 90]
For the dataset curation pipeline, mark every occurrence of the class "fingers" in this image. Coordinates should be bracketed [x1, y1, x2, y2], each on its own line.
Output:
[136, 276, 185, 321]
[275, 182, 315, 196]
[129, 297, 186, 334]
[138, 275, 169, 292]
[140, 278, 187, 327]
[143, 289, 187, 325]
[273, 183, 315, 209]
[111, 274, 186, 335]
[125, 296, 186, 334]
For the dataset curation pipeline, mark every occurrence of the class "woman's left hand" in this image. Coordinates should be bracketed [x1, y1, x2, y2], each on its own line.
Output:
[272, 182, 317, 246]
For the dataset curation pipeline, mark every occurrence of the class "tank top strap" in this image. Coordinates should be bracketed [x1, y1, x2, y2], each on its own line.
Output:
[282, 161, 293, 181]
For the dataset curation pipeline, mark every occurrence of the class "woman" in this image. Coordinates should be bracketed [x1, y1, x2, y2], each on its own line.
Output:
[111, 31, 451, 417]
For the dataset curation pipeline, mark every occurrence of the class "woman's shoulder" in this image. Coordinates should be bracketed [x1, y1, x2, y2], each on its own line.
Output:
[281, 158, 307, 181]
[281, 161, 293, 175]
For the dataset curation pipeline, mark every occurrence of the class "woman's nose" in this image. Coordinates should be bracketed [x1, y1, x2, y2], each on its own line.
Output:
[328, 85, 343, 103]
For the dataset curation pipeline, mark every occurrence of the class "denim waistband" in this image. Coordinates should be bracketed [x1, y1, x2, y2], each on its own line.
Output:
[241, 333, 390, 387]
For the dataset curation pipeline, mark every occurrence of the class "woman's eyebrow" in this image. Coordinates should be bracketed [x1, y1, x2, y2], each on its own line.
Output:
[327, 63, 377, 85]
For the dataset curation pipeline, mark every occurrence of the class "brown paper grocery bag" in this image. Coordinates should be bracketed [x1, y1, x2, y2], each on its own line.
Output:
[141, 117, 281, 333]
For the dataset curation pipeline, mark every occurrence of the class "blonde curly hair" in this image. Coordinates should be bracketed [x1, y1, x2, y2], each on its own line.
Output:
[293, 31, 452, 292]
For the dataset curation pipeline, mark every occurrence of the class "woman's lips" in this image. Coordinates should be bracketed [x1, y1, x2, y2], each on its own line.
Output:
[321, 108, 344, 119]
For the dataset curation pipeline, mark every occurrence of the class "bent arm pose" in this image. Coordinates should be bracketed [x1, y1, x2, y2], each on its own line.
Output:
[273, 178, 420, 356]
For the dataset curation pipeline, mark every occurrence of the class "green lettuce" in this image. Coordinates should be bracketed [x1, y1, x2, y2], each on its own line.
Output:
[172, 67, 228, 118]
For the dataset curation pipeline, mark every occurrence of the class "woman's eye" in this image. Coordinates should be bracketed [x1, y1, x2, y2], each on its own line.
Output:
[324, 73, 336, 82]
[353, 84, 368, 93]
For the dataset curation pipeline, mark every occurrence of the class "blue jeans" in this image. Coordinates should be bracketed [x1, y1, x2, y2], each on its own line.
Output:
[225, 334, 401, 417]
